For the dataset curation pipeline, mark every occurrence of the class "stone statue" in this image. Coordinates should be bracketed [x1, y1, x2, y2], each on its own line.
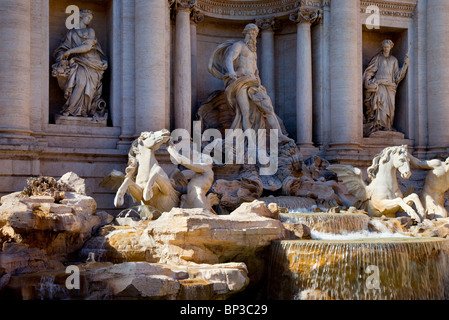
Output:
[102, 129, 218, 213]
[328, 145, 425, 222]
[363, 40, 409, 136]
[113, 129, 180, 213]
[167, 138, 220, 212]
[208, 23, 291, 143]
[409, 154, 449, 218]
[52, 9, 108, 121]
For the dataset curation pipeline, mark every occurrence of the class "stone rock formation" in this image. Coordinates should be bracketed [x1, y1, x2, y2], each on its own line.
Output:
[0, 173, 112, 288]
[2, 261, 249, 300]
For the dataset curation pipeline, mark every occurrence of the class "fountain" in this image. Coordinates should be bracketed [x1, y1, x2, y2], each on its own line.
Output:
[268, 214, 449, 300]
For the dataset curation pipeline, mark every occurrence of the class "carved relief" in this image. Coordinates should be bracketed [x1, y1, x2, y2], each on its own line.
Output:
[255, 17, 281, 32]
[289, 8, 323, 25]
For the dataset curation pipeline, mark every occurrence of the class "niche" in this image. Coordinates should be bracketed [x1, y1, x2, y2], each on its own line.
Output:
[49, 0, 113, 126]
[362, 26, 410, 137]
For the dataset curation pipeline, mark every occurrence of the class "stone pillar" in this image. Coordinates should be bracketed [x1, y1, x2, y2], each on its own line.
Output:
[173, 0, 196, 134]
[118, 0, 136, 148]
[135, 0, 169, 135]
[255, 17, 279, 104]
[329, 0, 362, 151]
[190, 8, 204, 116]
[0, 0, 34, 144]
[290, 8, 322, 148]
[427, 0, 449, 153]
[414, 0, 427, 157]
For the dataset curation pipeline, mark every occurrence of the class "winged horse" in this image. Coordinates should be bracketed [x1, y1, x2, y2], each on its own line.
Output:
[328, 145, 424, 222]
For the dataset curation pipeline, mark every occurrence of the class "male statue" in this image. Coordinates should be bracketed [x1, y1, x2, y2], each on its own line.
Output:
[363, 40, 409, 136]
[208, 23, 291, 144]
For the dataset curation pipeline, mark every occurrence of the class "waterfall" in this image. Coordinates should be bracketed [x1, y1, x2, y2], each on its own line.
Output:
[37, 276, 67, 300]
[280, 213, 370, 234]
[260, 196, 317, 211]
[268, 238, 449, 300]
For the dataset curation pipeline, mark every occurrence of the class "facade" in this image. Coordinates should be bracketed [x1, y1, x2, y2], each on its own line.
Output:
[0, 0, 447, 213]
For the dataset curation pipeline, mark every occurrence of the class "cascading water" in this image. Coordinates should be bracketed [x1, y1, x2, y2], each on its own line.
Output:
[268, 211, 449, 300]
[280, 213, 370, 234]
[269, 238, 449, 300]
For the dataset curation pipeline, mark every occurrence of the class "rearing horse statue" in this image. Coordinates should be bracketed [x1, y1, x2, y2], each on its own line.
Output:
[328, 145, 425, 222]
[102, 129, 218, 214]
[113, 129, 180, 213]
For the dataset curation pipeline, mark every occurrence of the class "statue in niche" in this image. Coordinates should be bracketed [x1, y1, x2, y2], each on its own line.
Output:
[52, 9, 108, 122]
[208, 23, 291, 144]
[363, 40, 409, 137]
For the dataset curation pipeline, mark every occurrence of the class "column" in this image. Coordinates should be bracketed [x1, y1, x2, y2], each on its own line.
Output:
[0, 0, 34, 144]
[290, 8, 322, 148]
[135, 0, 169, 135]
[174, 0, 196, 134]
[190, 8, 204, 116]
[427, 0, 449, 153]
[118, 0, 136, 147]
[255, 17, 279, 104]
[329, 0, 362, 150]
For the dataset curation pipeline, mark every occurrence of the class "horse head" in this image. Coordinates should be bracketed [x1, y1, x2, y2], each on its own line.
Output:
[368, 145, 411, 180]
[392, 145, 411, 179]
[139, 129, 171, 151]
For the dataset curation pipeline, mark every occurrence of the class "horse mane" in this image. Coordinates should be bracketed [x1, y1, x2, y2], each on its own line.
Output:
[367, 145, 407, 180]
[125, 137, 140, 180]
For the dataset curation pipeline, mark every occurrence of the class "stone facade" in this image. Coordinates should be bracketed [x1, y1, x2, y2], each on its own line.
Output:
[0, 0, 446, 213]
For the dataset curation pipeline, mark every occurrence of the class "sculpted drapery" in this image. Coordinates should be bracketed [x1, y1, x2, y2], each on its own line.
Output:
[208, 24, 291, 144]
[52, 10, 108, 119]
[363, 40, 409, 136]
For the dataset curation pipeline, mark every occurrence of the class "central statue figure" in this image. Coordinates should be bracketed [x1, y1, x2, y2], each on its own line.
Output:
[208, 23, 291, 143]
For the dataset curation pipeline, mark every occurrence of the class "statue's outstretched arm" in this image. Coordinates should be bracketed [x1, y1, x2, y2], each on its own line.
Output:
[408, 153, 433, 170]
[225, 42, 242, 79]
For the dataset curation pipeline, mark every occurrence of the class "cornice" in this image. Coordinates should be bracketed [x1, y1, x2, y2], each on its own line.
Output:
[196, 0, 416, 20]
[361, 0, 416, 18]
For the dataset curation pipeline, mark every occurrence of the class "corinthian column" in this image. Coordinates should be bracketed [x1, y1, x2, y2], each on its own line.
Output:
[290, 8, 322, 148]
[427, 0, 449, 153]
[329, 0, 362, 150]
[135, 0, 169, 134]
[0, 0, 34, 144]
[173, 0, 196, 134]
[255, 17, 279, 103]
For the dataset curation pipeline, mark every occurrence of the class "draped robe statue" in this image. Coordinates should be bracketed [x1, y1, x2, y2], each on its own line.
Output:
[208, 23, 291, 144]
[52, 10, 108, 120]
[363, 40, 409, 137]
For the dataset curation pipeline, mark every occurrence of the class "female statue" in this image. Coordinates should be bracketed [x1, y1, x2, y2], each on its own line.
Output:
[52, 9, 108, 119]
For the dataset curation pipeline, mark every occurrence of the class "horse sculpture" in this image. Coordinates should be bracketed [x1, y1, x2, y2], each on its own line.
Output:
[328, 145, 425, 222]
[113, 129, 180, 213]
[102, 129, 218, 214]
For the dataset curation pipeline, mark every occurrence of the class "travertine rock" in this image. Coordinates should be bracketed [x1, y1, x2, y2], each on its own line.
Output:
[0, 243, 63, 275]
[58, 172, 86, 195]
[0, 190, 109, 260]
[2, 261, 249, 300]
[82, 202, 286, 271]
